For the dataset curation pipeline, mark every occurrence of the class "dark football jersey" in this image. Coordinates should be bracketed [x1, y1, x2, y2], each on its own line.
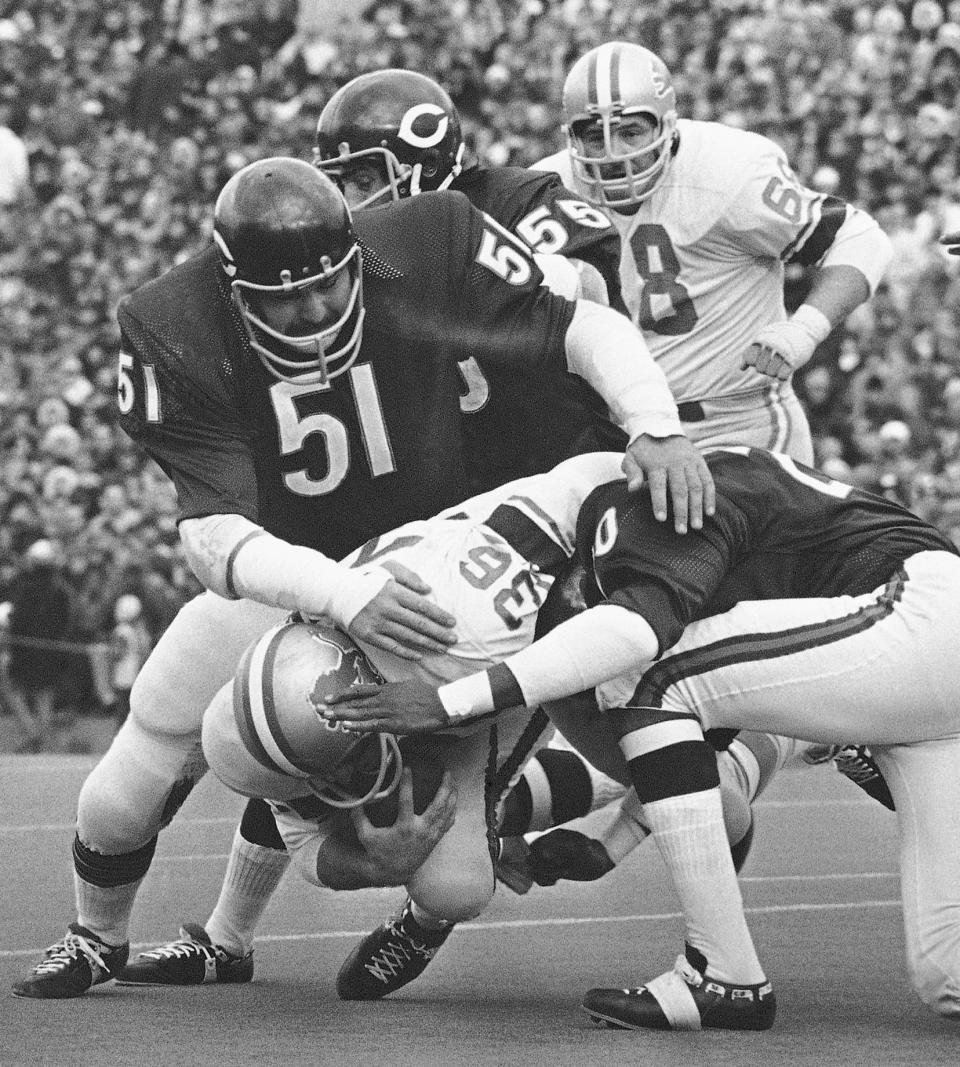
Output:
[454, 165, 626, 313]
[576, 447, 957, 653]
[117, 191, 576, 559]
[450, 165, 629, 492]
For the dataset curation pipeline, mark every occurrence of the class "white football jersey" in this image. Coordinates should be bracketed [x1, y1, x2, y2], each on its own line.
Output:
[534, 120, 831, 402]
[341, 452, 625, 686]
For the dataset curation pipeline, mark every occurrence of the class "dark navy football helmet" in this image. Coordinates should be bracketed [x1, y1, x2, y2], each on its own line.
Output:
[213, 157, 364, 383]
[314, 70, 465, 207]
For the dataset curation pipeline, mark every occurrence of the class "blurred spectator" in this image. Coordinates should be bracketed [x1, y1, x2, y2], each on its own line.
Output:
[0, 108, 29, 205]
[108, 593, 151, 724]
[3, 540, 74, 751]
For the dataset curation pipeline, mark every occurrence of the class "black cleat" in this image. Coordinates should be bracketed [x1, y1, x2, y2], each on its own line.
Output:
[833, 745, 895, 810]
[583, 952, 776, 1032]
[118, 923, 253, 985]
[805, 743, 895, 810]
[12, 923, 129, 999]
[336, 898, 452, 1000]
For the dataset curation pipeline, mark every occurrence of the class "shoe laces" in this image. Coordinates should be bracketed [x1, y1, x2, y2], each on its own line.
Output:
[140, 931, 216, 963]
[362, 917, 438, 980]
[391, 916, 440, 961]
[833, 745, 880, 785]
[33, 931, 109, 977]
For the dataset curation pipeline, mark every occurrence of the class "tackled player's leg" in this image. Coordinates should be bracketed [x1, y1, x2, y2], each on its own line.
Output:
[336, 723, 497, 1000]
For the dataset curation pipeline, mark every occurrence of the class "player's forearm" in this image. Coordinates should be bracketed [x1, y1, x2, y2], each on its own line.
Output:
[814, 210, 892, 299]
[179, 513, 388, 626]
[801, 265, 870, 327]
[564, 301, 682, 441]
[438, 603, 659, 723]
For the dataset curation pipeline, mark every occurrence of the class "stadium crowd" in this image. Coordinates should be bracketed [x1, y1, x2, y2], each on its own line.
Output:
[2, 0, 960, 744]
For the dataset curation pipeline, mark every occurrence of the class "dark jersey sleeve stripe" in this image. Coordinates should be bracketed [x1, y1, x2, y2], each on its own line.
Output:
[787, 196, 848, 267]
[225, 528, 267, 599]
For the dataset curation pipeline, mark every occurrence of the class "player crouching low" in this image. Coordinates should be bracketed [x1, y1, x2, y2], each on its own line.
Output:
[198, 613, 510, 999]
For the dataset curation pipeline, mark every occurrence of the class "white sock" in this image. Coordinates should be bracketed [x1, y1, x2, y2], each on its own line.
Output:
[644, 788, 765, 985]
[204, 829, 290, 956]
[75, 874, 141, 947]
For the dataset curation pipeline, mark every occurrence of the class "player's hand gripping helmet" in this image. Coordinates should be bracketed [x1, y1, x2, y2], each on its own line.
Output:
[562, 42, 677, 209]
[213, 157, 364, 385]
[314, 69, 466, 208]
[202, 618, 402, 807]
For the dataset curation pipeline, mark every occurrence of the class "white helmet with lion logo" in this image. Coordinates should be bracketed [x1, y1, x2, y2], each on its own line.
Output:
[202, 617, 402, 806]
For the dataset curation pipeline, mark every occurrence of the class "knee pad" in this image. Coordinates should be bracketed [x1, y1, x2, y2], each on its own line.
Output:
[73, 833, 157, 888]
[77, 716, 207, 853]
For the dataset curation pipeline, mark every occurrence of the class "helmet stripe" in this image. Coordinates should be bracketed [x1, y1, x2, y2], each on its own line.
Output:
[241, 623, 307, 777]
[258, 624, 315, 774]
[233, 636, 289, 777]
[586, 46, 600, 109]
[592, 43, 623, 111]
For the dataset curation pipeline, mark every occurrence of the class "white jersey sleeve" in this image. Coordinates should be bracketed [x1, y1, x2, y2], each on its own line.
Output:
[718, 133, 833, 263]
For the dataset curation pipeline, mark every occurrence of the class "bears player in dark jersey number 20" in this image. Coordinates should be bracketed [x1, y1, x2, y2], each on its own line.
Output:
[13, 155, 713, 999]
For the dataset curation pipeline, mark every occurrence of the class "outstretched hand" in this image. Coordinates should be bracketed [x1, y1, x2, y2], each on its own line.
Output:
[622, 434, 715, 533]
[347, 562, 457, 661]
[322, 676, 451, 735]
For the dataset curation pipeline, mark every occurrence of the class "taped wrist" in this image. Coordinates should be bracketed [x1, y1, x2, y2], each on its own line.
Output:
[789, 303, 832, 347]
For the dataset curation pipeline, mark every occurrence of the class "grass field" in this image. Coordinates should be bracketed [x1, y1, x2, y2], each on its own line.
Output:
[1, 754, 957, 1067]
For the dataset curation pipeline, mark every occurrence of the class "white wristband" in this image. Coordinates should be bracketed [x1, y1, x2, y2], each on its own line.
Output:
[438, 672, 497, 722]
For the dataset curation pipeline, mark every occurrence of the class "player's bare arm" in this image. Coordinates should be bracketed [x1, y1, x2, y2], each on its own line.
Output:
[563, 299, 715, 532]
[310, 768, 457, 889]
[323, 677, 453, 735]
[743, 208, 892, 382]
[621, 434, 714, 533]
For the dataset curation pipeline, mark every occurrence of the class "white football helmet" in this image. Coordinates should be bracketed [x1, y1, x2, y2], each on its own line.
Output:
[562, 42, 678, 209]
[202, 618, 402, 807]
